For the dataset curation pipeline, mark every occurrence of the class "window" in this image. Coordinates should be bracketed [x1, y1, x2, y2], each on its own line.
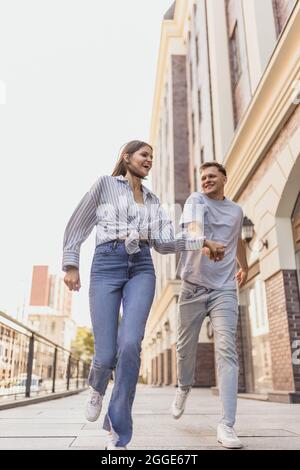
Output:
[191, 112, 195, 144]
[32, 320, 40, 331]
[248, 280, 269, 335]
[195, 35, 200, 66]
[165, 109, 169, 144]
[239, 277, 273, 393]
[48, 275, 55, 309]
[189, 60, 193, 90]
[198, 89, 202, 123]
[272, 0, 297, 36]
[225, 6, 243, 127]
[228, 22, 242, 88]
[193, 2, 197, 17]
[193, 166, 198, 192]
[200, 147, 204, 164]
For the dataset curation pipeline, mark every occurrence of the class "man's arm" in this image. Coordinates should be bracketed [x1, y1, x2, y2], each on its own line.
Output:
[236, 238, 248, 287]
[187, 222, 225, 261]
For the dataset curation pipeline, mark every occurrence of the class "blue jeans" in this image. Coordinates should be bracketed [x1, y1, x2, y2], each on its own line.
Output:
[88, 240, 156, 447]
[177, 281, 239, 427]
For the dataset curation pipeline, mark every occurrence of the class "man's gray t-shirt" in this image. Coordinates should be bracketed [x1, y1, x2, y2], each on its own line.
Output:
[177, 192, 243, 290]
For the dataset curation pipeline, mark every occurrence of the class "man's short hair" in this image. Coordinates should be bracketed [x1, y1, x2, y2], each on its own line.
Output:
[200, 161, 227, 177]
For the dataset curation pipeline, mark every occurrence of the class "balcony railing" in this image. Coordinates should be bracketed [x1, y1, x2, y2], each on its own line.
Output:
[0, 311, 90, 402]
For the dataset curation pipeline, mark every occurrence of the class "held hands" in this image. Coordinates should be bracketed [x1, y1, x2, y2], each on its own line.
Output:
[64, 267, 81, 292]
[203, 240, 226, 262]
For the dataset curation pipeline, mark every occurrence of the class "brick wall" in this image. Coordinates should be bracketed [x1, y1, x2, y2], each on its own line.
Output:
[265, 271, 295, 391]
[236, 310, 246, 392]
[153, 343, 216, 388]
[171, 343, 177, 386]
[284, 270, 300, 390]
[29, 266, 50, 306]
[194, 343, 216, 387]
[151, 348, 176, 386]
[157, 352, 164, 386]
[152, 356, 159, 385]
[163, 348, 172, 385]
[151, 357, 156, 384]
[172, 54, 191, 209]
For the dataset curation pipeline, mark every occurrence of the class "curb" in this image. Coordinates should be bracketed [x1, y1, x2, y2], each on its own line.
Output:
[0, 388, 88, 410]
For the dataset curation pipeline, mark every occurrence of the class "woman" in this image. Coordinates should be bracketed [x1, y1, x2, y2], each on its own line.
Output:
[62, 140, 224, 450]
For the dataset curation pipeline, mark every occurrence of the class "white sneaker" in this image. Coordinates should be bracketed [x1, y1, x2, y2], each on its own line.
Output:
[85, 388, 103, 422]
[171, 387, 190, 419]
[217, 423, 243, 449]
[105, 435, 127, 450]
[105, 442, 127, 450]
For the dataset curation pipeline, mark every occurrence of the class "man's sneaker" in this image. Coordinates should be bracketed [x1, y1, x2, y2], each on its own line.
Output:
[217, 423, 243, 449]
[85, 389, 103, 422]
[171, 387, 190, 419]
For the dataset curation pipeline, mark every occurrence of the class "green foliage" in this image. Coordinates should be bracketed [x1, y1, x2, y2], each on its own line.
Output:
[71, 326, 94, 361]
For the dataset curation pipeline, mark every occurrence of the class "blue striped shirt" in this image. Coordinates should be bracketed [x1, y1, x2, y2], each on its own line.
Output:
[62, 175, 204, 271]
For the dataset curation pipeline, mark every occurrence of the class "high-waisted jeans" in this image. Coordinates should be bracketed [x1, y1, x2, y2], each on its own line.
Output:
[88, 240, 156, 447]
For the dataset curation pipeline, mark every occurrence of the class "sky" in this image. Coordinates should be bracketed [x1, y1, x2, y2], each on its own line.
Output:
[0, 0, 174, 327]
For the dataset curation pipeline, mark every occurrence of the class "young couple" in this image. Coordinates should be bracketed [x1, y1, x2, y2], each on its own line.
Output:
[62, 140, 248, 450]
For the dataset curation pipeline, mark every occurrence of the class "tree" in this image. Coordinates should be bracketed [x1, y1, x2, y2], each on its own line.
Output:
[71, 327, 94, 362]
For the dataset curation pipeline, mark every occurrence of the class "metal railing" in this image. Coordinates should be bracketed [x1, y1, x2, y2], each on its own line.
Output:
[0, 311, 90, 402]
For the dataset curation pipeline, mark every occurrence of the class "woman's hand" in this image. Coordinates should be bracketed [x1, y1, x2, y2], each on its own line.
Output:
[64, 267, 81, 291]
[203, 240, 226, 262]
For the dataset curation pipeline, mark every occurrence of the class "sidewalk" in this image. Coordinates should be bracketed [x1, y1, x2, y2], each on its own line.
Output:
[0, 385, 299, 450]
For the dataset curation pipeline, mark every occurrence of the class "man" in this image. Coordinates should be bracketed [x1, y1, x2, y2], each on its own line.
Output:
[172, 162, 248, 449]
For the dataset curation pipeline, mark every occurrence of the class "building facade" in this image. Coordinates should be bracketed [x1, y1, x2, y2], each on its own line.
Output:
[142, 0, 300, 403]
[26, 266, 78, 390]
[28, 265, 76, 351]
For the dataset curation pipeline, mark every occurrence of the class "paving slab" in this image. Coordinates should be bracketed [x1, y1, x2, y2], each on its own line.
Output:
[0, 385, 299, 449]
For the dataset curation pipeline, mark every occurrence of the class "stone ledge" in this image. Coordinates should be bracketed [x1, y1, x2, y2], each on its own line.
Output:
[267, 391, 300, 403]
[211, 386, 269, 401]
[211, 386, 300, 403]
[0, 388, 88, 410]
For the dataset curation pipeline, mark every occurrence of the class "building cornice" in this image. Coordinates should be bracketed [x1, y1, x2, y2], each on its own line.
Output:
[224, 3, 300, 201]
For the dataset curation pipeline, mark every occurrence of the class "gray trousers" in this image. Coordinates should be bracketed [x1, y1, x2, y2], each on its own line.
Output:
[177, 281, 239, 427]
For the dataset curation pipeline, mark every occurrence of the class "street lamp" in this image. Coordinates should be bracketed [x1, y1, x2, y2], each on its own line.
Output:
[242, 216, 268, 252]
